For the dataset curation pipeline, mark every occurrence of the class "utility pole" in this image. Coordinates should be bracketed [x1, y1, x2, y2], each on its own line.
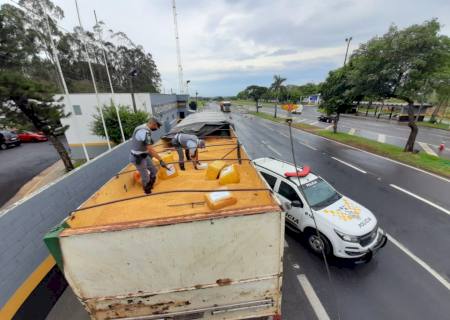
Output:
[195, 91, 198, 105]
[75, 0, 111, 150]
[343, 37, 352, 66]
[186, 80, 191, 96]
[172, 0, 184, 94]
[129, 69, 138, 112]
[94, 10, 125, 143]
[40, 0, 90, 161]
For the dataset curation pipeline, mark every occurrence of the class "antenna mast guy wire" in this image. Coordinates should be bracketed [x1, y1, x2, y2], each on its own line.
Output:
[94, 10, 125, 143]
[286, 116, 341, 320]
[74, 0, 111, 150]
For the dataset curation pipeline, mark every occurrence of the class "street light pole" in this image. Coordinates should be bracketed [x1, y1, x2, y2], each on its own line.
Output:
[186, 80, 191, 96]
[129, 69, 138, 113]
[343, 36, 352, 66]
[195, 91, 198, 105]
[40, 0, 90, 162]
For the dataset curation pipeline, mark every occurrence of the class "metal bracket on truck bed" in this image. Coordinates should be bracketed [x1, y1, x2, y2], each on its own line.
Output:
[116, 299, 274, 320]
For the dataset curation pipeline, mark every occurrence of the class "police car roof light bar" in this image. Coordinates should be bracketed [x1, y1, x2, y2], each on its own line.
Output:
[284, 165, 311, 177]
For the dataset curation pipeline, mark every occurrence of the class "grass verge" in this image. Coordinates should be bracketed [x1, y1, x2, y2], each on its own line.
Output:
[72, 159, 87, 169]
[235, 99, 274, 108]
[416, 121, 450, 131]
[248, 111, 450, 178]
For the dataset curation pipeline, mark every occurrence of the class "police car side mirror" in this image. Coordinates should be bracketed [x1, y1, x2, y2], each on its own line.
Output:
[291, 200, 303, 208]
[281, 202, 292, 211]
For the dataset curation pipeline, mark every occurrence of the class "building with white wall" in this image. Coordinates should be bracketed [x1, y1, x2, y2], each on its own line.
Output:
[56, 93, 188, 159]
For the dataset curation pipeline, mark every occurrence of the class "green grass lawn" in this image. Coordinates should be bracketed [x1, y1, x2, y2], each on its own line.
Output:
[247, 111, 285, 122]
[72, 159, 87, 169]
[318, 131, 450, 178]
[248, 110, 450, 178]
[235, 99, 276, 108]
[417, 121, 450, 131]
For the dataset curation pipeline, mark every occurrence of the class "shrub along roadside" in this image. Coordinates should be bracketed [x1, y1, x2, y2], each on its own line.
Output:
[248, 111, 450, 178]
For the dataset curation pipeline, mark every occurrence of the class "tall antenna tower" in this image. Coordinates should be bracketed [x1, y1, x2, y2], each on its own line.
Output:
[172, 0, 184, 94]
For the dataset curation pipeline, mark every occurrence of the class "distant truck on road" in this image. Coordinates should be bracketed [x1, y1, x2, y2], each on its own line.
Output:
[44, 112, 284, 320]
[220, 100, 232, 112]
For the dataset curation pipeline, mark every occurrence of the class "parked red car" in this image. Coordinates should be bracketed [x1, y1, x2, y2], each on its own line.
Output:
[17, 131, 48, 142]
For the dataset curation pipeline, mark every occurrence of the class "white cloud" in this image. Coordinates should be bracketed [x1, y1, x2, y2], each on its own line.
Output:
[3, 0, 449, 95]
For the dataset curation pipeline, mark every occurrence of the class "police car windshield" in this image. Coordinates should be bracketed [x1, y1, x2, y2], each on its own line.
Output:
[301, 178, 341, 210]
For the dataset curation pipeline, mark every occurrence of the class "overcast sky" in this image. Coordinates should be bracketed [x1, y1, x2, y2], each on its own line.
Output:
[5, 0, 450, 96]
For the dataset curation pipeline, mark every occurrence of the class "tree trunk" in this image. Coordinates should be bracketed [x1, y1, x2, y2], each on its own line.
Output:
[256, 99, 259, 113]
[366, 100, 372, 116]
[404, 103, 418, 152]
[48, 135, 74, 171]
[274, 104, 277, 118]
[16, 99, 75, 171]
[333, 113, 339, 133]
[430, 103, 442, 123]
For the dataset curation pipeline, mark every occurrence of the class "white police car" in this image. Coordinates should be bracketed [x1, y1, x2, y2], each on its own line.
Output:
[253, 157, 387, 261]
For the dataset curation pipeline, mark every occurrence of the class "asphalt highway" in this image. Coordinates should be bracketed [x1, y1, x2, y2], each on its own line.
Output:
[243, 104, 450, 158]
[46, 105, 450, 320]
[219, 103, 450, 320]
[0, 140, 61, 207]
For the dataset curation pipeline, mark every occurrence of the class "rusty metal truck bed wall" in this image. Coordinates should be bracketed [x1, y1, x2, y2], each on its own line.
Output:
[60, 211, 284, 320]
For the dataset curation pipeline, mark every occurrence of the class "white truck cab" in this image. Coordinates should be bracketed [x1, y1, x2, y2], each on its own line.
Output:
[253, 157, 387, 261]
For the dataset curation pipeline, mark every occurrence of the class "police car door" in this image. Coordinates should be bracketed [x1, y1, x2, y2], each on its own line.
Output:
[276, 180, 306, 231]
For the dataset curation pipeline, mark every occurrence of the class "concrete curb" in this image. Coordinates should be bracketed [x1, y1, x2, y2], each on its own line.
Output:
[1, 160, 65, 210]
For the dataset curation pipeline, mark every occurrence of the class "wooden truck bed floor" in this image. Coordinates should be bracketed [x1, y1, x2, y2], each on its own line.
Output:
[65, 137, 278, 233]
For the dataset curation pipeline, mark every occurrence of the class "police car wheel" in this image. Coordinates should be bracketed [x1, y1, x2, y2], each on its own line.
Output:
[305, 230, 332, 256]
[1, 143, 7, 150]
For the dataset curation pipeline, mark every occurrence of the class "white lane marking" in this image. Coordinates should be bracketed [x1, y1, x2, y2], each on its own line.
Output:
[284, 240, 289, 248]
[262, 142, 282, 157]
[251, 114, 450, 183]
[292, 264, 300, 269]
[325, 125, 333, 130]
[348, 128, 356, 135]
[297, 275, 331, 320]
[267, 145, 282, 156]
[390, 184, 449, 216]
[378, 134, 386, 143]
[418, 142, 438, 157]
[331, 157, 367, 174]
[310, 121, 319, 125]
[297, 119, 308, 123]
[280, 132, 289, 138]
[295, 138, 318, 151]
[307, 130, 450, 183]
[388, 233, 450, 291]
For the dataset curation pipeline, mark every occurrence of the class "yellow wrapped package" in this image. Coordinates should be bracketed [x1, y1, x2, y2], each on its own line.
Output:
[158, 152, 179, 180]
[204, 190, 237, 210]
[218, 164, 240, 185]
[205, 160, 227, 180]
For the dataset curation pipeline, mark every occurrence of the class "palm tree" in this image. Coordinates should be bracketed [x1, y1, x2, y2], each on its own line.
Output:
[270, 75, 286, 118]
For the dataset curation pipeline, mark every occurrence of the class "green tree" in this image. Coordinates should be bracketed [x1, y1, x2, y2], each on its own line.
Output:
[91, 104, 148, 144]
[429, 62, 450, 123]
[0, 72, 74, 170]
[0, 3, 74, 170]
[349, 19, 450, 151]
[270, 75, 286, 118]
[242, 85, 268, 112]
[320, 68, 355, 133]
